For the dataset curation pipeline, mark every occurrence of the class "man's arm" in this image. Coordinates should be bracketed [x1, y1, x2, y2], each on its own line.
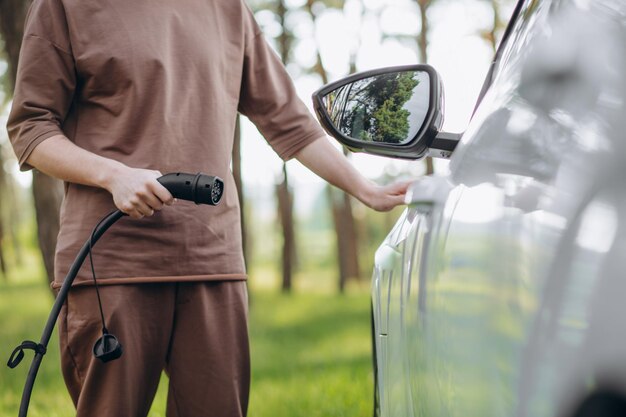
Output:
[235, 11, 408, 210]
[294, 136, 409, 212]
[26, 134, 173, 219]
[7, 7, 172, 220]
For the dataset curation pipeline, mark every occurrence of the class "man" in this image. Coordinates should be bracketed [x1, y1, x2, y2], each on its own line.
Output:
[7, 0, 409, 415]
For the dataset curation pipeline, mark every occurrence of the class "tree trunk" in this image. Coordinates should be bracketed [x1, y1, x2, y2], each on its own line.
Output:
[31, 171, 63, 286]
[273, 0, 297, 291]
[0, 144, 24, 271]
[6, 163, 24, 266]
[0, 144, 7, 280]
[0, 219, 6, 281]
[0, 240, 6, 281]
[0, 0, 29, 84]
[306, 0, 361, 291]
[0, 0, 29, 282]
[416, 0, 434, 175]
[416, 0, 430, 65]
[328, 186, 360, 293]
[232, 115, 249, 269]
[276, 0, 291, 64]
[488, 0, 500, 54]
[276, 165, 295, 292]
[1, 0, 64, 287]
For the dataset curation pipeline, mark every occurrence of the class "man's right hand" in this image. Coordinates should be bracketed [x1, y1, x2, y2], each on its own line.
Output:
[104, 166, 174, 219]
[25, 135, 174, 219]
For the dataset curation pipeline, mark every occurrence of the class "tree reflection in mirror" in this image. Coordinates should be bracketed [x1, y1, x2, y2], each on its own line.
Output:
[322, 71, 430, 145]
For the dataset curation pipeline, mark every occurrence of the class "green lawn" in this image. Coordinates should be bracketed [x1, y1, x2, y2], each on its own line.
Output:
[0, 279, 373, 417]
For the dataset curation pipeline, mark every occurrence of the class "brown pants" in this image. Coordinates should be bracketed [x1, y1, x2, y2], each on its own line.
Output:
[58, 281, 250, 417]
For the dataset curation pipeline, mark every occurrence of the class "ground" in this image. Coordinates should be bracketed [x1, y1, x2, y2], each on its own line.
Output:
[0, 274, 373, 417]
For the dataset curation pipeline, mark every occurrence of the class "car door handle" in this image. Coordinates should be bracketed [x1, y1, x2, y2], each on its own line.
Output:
[405, 175, 452, 207]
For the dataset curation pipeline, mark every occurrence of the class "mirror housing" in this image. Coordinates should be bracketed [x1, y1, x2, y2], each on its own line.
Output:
[312, 65, 457, 160]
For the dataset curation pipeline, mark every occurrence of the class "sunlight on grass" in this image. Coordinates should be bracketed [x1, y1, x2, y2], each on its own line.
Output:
[248, 291, 372, 417]
[0, 282, 75, 417]
[0, 276, 373, 417]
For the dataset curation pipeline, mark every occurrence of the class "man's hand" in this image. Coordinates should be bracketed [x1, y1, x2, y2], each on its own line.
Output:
[294, 137, 411, 212]
[26, 134, 174, 219]
[360, 181, 411, 212]
[104, 166, 174, 219]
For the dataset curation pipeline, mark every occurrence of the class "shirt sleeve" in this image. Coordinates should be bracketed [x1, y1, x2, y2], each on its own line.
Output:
[237, 6, 326, 161]
[6, 0, 76, 171]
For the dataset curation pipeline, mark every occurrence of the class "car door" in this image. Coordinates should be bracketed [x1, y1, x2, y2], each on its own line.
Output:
[372, 175, 459, 417]
[325, 0, 625, 415]
[408, 2, 552, 415]
[418, 0, 626, 416]
[371, 2, 534, 415]
[370, 1, 535, 415]
[372, 205, 416, 417]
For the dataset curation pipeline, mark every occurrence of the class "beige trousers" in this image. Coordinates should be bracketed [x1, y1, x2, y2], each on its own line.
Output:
[58, 281, 250, 417]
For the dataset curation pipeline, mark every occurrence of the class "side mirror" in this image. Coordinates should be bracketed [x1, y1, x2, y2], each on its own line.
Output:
[312, 65, 459, 160]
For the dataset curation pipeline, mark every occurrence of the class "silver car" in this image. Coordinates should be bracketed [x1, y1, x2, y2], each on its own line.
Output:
[312, 0, 626, 416]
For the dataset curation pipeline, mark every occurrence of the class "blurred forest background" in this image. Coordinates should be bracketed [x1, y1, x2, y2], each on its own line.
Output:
[0, 0, 514, 415]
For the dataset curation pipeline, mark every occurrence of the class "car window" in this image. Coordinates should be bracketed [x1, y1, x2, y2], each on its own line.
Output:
[473, 0, 540, 114]
[492, 0, 543, 77]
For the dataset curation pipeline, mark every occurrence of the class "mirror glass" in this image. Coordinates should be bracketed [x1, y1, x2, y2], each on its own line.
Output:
[322, 70, 430, 145]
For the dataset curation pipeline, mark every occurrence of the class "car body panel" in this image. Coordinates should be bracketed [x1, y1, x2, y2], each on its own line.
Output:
[371, 0, 626, 416]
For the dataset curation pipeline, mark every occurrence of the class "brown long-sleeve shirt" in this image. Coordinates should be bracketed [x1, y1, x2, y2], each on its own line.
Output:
[7, 0, 325, 288]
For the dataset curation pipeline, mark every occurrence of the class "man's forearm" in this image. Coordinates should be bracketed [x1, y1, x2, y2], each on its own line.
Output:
[26, 134, 173, 218]
[293, 136, 374, 202]
[26, 134, 125, 190]
[293, 136, 409, 212]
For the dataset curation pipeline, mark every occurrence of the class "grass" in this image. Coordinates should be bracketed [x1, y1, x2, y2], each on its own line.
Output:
[0, 275, 373, 417]
[248, 291, 373, 417]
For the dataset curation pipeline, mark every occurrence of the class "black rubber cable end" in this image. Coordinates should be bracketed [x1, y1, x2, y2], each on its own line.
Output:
[7, 341, 46, 369]
[93, 333, 123, 363]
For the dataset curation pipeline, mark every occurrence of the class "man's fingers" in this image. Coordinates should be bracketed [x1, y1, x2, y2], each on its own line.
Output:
[110, 168, 177, 217]
[376, 184, 409, 208]
[140, 173, 171, 210]
[388, 180, 412, 195]
[150, 181, 175, 206]
[130, 211, 145, 219]
[132, 199, 154, 217]
[152, 170, 175, 205]
[382, 195, 406, 211]
[123, 207, 145, 219]
[393, 194, 406, 206]
[142, 190, 164, 211]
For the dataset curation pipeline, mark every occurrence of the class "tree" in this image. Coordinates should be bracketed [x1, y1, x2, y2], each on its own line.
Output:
[276, 164, 296, 292]
[249, 0, 299, 292]
[231, 115, 249, 270]
[0, 0, 64, 287]
[415, 0, 435, 175]
[370, 0, 436, 173]
[0, 156, 7, 280]
[1, 149, 24, 267]
[274, 0, 298, 293]
[303, 0, 361, 292]
[479, 0, 510, 54]
[251, 0, 361, 293]
[0, 140, 25, 278]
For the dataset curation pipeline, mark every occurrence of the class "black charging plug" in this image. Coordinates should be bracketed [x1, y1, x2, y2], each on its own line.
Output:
[157, 172, 224, 205]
